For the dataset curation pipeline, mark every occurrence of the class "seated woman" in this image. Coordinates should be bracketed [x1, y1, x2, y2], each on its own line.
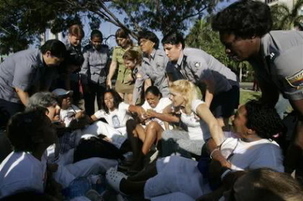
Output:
[126, 86, 172, 171]
[105, 99, 285, 201]
[91, 88, 145, 136]
[159, 79, 224, 158]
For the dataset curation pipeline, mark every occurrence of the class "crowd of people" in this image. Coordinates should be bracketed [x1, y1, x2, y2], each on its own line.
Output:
[1, 0, 303, 200]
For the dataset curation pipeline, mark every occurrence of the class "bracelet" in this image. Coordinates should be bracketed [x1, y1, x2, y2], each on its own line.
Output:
[221, 168, 232, 180]
[210, 147, 220, 159]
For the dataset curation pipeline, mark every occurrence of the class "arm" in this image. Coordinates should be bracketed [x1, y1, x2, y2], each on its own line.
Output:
[145, 104, 180, 123]
[207, 138, 231, 168]
[144, 78, 152, 92]
[132, 72, 145, 105]
[15, 87, 29, 106]
[106, 61, 117, 89]
[80, 50, 89, 85]
[195, 103, 225, 146]
[204, 79, 216, 108]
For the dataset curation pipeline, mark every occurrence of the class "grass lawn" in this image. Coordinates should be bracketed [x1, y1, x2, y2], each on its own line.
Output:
[240, 89, 261, 104]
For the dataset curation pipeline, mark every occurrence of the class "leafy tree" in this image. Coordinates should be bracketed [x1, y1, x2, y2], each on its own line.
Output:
[186, 18, 254, 82]
[270, 0, 303, 30]
[0, 0, 223, 53]
[110, 0, 223, 35]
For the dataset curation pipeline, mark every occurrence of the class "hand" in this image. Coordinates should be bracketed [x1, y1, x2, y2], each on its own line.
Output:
[75, 111, 85, 119]
[106, 79, 112, 89]
[124, 74, 134, 84]
[145, 109, 157, 118]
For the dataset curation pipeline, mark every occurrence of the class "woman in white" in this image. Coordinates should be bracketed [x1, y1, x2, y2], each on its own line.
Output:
[160, 79, 223, 157]
[90, 89, 144, 140]
[105, 99, 285, 201]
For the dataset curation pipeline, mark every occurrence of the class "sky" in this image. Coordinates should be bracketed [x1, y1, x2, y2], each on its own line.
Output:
[45, 0, 234, 49]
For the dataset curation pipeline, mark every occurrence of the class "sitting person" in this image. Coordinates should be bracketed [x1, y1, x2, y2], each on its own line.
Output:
[105, 99, 285, 201]
[27, 91, 118, 200]
[159, 79, 224, 158]
[90, 89, 144, 148]
[126, 86, 173, 171]
[0, 108, 58, 199]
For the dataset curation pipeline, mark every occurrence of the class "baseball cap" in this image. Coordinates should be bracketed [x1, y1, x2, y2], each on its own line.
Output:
[52, 88, 73, 97]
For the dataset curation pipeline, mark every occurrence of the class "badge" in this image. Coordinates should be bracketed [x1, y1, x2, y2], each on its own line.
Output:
[285, 69, 303, 89]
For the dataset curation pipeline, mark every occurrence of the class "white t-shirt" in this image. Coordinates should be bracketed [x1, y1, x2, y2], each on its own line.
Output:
[0, 152, 47, 198]
[220, 137, 284, 172]
[60, 104, 82, 127]
[141, 97, 172, 129]
[144, 138, 284, 200]
[93, 102, 131, 129]
[180, 99, 210, 140]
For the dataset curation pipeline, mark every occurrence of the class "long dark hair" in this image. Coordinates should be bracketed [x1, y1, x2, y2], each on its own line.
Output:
[101, 89, 123, 114]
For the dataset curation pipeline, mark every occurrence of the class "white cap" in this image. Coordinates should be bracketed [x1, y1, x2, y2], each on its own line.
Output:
[52, 88, 73, 97]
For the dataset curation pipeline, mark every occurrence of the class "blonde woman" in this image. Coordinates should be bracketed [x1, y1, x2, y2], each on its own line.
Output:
[106, 28, 139, 104]
[160, 79, 224, 157]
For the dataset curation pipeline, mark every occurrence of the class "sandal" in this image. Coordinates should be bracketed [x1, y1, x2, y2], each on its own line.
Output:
[105, 167, 128, 195]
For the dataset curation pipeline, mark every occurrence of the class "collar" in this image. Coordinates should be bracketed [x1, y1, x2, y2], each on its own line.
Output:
[176, 51, 185, 67]
[38, 51, 45, 67]
[149, 49, 156, 59]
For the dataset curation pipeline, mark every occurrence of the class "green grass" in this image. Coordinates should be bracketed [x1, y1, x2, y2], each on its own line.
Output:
[240, 89, 261, 105]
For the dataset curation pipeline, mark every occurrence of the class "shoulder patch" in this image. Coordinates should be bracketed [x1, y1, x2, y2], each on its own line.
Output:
[286, 69, 303, 89]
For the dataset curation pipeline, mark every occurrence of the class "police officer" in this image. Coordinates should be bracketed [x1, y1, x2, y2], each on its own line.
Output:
[0, 39, 66, 127]
[80, 30, 109, 116]
[162, 32, 239, 129]
[211, 0, 303, 176]
[133, 30, 169, 105]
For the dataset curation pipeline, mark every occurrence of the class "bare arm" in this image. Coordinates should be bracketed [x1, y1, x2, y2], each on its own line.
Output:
[15, 87, 29, 106]
[144, 79, 152, 92]
[203, 79, 215, 108]
[145, 104, 180, 123]
[106, 61, 117, 89]
[195, 103, 225, 146]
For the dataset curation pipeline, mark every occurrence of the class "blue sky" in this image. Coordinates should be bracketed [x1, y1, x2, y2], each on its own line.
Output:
[40, 0, 234, 49]
[81, 0, 235, 48]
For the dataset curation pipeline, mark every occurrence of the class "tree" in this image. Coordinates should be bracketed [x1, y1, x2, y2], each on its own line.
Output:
[0, 0, 223, 53]
[270, 0, 303, 30]
[186, 18, 254, 82]
[110, 0, 223, 35]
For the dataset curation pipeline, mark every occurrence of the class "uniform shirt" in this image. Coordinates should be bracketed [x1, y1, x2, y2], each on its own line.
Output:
[166, 48, 238, 94]
[112, 46, 140, 83]
[80, 44, 109, 85]
[0, 152, 47, 198]
[0, 49, 56, 103]
[250, 30, 303, 100]
[133, 49, 169, 104]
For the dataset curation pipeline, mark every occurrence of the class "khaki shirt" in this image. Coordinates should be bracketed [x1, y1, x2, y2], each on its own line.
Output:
[112, 46, 140, 83]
